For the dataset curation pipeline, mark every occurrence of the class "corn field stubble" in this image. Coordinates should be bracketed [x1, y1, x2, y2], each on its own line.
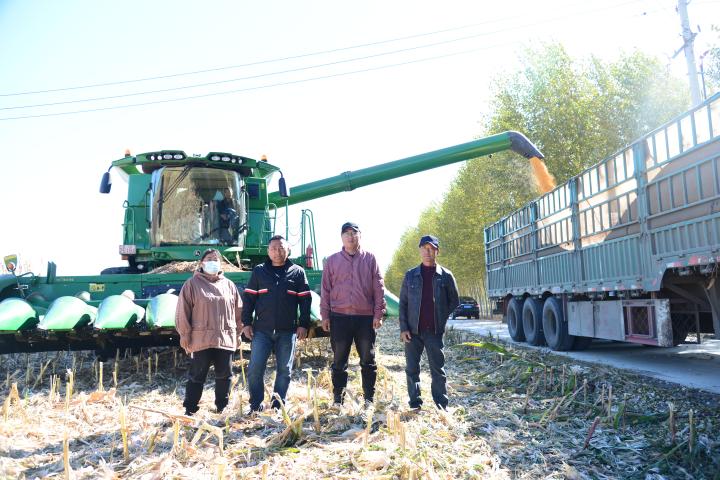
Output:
[0, 319, 718, 479]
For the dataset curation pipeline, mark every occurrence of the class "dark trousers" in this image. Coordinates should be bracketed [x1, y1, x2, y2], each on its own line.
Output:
[330, 313, 377, 401]
[404, 331, 448, 409]
[183, 348, 234, 413]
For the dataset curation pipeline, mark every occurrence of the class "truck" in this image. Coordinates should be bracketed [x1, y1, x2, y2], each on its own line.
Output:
[0, 131, 543, 354]
[485, 92, 720, 350]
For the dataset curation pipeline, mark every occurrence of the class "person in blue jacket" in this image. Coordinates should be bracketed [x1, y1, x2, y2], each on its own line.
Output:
[241, 235, 312, 412]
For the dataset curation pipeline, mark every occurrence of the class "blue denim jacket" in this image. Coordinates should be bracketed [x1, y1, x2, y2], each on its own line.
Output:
[399, 264, 459, 335]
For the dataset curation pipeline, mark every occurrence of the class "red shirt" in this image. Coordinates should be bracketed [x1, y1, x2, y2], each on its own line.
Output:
[418, 264, 436, 332]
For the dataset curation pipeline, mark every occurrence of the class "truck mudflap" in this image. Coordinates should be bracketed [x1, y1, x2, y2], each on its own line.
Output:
[568, 299, 673, 347]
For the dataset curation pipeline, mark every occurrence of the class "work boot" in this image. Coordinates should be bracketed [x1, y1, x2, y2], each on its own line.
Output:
[271, 396, 285, 411]
[248, 404, 264, 415]
[215, 378, 231, 413]
[333, 390, 345, 406]
[183, 381, 204, 416]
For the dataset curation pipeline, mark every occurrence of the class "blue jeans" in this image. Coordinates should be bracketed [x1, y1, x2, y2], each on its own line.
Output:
[247, 329, 297, 410]
[404, 331, 447, 409]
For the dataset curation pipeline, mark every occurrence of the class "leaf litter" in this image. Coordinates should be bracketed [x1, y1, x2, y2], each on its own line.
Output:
[0, 320, 718, 479]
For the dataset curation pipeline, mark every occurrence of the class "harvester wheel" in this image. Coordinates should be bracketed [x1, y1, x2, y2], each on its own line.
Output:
[506, 297, 525, 342]
[100, 267, 130, 274]
[542, 297, 574, 351]
[522, 297, 546, 346]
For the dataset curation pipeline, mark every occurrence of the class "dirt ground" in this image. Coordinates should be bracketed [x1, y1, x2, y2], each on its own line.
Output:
[0, 319, 718, 479]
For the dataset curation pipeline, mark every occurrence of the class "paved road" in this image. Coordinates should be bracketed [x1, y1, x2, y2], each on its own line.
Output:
[448, 319, 720, 395]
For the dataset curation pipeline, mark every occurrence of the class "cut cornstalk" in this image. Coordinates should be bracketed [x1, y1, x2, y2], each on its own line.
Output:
[98, 362, 104, 392]
[668, 402, 676, 444]
[32, 358, 53, 390]
[65, 370, 74, 413]
[688, 409, 695, 458]
[583, 416, 601, 450]
[239, 339, 247, 386]
[63, 431, 71, 479]
[303, 368, 313, 405]
[172, 419, 180, 452]
[119, 402, 129, 462]
[313, 379, 320, 432]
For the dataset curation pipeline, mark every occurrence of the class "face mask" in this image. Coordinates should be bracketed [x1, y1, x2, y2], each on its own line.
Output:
[203, 260, 221, 274]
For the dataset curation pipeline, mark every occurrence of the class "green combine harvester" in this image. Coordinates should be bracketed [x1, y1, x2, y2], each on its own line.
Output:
[0, 132, 542, 355]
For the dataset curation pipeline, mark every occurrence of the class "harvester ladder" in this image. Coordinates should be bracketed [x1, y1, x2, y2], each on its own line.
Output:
[300, 209, 318, 269]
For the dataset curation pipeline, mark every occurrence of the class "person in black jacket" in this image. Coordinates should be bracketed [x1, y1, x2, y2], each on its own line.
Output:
[399, 235, 459, 410]
[242, 235, 312, 412]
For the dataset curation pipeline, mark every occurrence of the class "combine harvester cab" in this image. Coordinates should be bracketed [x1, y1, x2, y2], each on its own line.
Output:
[1, 131, 545, 354]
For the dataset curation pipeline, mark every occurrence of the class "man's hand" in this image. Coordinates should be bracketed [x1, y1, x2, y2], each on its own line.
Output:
[373, 317, 383, 329]
[400, 331, 412, 343]
[321, 318, 330, 332]
[296, 326, 308, 340]
[180, 337, 191, 354]
[241, 325, 254, 340]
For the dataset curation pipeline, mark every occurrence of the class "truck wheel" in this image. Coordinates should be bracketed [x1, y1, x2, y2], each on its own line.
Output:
[542, 297, 574, 351]
[522, 298, 546, 346]
[506, 298, 525, 342]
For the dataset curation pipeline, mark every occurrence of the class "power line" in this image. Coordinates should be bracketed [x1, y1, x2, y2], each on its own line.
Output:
[1, 0, 653, 112]
[0, 0, 646, 99]
[0, 0, 665, 121]
[0, 20, 524, 98]
[0, 43, 514, 121]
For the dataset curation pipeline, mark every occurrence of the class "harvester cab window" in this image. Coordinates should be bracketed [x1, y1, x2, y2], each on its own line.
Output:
[150, 167, 246, 247]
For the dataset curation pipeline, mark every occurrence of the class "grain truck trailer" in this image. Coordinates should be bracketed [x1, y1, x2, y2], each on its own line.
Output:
[485, 93, 720, 350]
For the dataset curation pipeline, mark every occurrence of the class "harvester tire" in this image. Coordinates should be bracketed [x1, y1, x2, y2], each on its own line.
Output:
[522, 297, 546, 346]
[542, 297, 574, 351]
[506, 297, 525, 342]
[101, 267, 130, 275]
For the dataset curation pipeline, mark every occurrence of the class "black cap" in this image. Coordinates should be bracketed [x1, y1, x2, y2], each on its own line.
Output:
[341, 222, 360, 234]
[418, 235, 439, 249]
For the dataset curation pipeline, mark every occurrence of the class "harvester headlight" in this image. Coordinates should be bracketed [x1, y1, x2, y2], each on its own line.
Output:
[221, 156, 231, 162]
[162, 153, 173, 160]
[210, 155, 221, 161]
[173, 153, 184, 160]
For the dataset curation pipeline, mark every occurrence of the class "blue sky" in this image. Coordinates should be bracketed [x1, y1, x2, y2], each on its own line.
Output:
[1, 0, 718, 280]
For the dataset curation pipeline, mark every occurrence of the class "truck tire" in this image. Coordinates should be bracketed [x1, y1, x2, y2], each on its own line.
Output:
[522, 298, 546, 346]
[506, 297, 525, 342]
[542, 297, 575, 351]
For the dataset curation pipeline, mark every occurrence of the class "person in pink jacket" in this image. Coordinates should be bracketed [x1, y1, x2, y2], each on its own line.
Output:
[321, 222, 386, 406]
[175, 249, 243, 415]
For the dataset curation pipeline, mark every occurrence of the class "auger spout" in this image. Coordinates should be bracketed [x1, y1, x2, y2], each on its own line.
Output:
[269, 131, 543, 206]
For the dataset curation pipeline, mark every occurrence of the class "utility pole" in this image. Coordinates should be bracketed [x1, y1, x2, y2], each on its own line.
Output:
[676, 0, 702, 105]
